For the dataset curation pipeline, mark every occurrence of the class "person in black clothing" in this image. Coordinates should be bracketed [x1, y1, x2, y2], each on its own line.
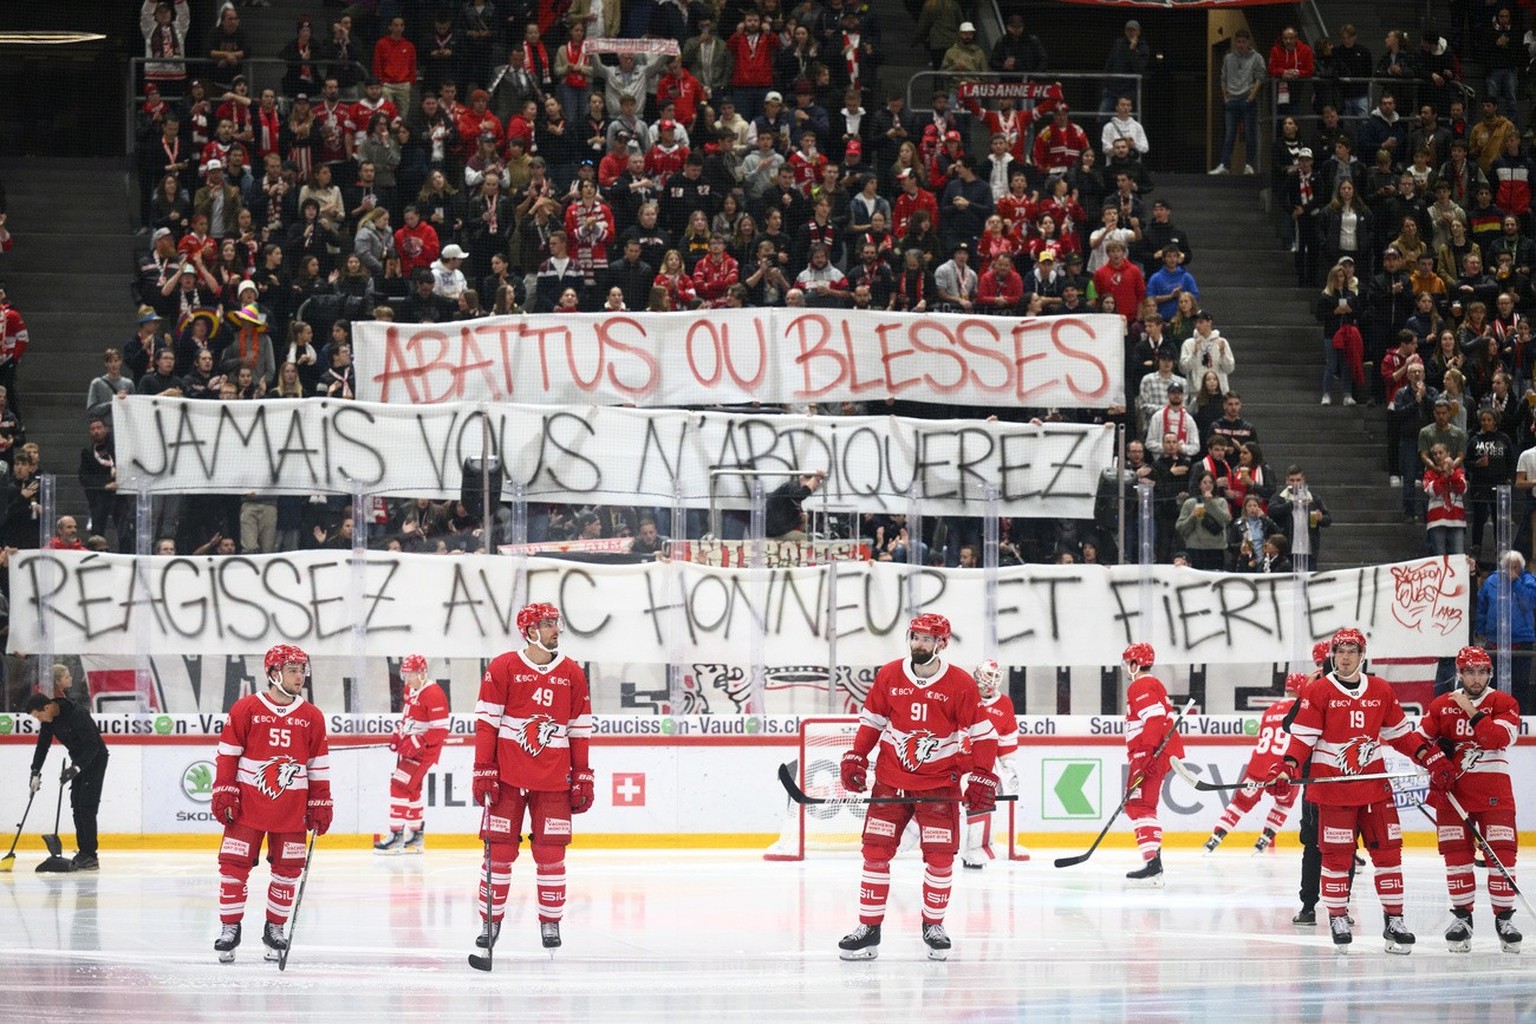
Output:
[26, 693, 109, 870]
[766, 470, 825, 540]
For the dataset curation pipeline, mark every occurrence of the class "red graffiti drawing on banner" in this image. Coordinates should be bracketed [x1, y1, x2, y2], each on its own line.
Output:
[1390, 557, 1464, 635]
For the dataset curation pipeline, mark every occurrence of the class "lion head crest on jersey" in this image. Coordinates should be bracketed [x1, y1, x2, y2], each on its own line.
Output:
[515, 714, 560, 756]
[255, 755, 303, 798]
[895, 731, 941, 771]
[1457, 746, 1486, 772]
[1336, 737, 1381, 775]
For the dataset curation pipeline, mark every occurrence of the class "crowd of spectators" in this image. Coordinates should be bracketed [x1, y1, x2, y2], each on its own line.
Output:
[0, 4, 1504, 584]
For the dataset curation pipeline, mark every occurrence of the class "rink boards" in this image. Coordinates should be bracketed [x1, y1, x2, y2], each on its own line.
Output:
[2, 714, 1533, 850]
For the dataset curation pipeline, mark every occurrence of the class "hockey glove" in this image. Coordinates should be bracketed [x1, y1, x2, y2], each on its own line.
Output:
[398, 735, 422, 760]
[28, 772, 40, 795]
[1263, 760, 1295, 800]
[305, 795, 333, 835]
[569, 767, 595, 814]
[840, 751, 868, 794]
[1000, 761, 1019, 796]
[472, 763, 500, 807]
[211, 782, 241, 825]
[387, 733, 402, 753]
[1126, 751, 1151, 785]
[964, 769, 1000, 815]
[1422, 748, 1459, 795]
[61, 764, 80, 784]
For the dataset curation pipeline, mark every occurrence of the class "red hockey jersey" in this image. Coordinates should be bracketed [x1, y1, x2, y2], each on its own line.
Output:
[1416, 688, 1520, 811]
[976, 692, 1019, 760]
[1242, 698, 1295, 778]
[1288, 673, 1419, 806]
[216, 691, 331, 833]
[1125, 673, 1185, 763]
[397, 681, 451, 764]
[475, 650, 592, 792]
[853, 658, 998, 792]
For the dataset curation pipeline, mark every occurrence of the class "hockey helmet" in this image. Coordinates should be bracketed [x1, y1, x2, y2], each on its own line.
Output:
[400, 653, 428, 675]
[1284, 671, 1308, 695]
[1329, 627, 1366, 654]
[908, 612, 952, 644]
[263, 643, 310, 679]
[517, 602, 561, 638]
[1122, 642, 1155, 669]
[974, 658, 1003, 698]
[1311, 641, 1330, 668]
[1455, 645, 1492, 672]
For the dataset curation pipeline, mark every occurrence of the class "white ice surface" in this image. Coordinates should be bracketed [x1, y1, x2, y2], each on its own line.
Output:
[0, 848, 1533, 1023]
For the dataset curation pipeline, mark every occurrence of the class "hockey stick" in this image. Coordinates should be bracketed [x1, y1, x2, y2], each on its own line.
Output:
[1187, 770, 1419, 793]
[776, 762, 1018, 806]
[277, 832, 317, 972]
[468, 800, 496, 972]
[0, 788, 38, 872]
[328, 736, 471, 752]
[1443, 791, 1536, 923]
[1054, 698, 1196, 869]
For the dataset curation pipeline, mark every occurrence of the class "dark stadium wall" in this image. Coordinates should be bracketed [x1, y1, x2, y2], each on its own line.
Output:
[0, 0, 134, 157]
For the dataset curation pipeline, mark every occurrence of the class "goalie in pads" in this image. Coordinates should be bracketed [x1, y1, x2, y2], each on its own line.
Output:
[836, 613, 999, 961]
[962, 659, 1021, 869]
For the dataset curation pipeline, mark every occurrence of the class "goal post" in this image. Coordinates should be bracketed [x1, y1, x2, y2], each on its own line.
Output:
[764, 716, 1028, 861]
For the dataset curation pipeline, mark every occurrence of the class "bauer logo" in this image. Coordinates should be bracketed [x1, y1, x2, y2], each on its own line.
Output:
[182, 761, 216, 803]
[1042, 758, 1101, 819]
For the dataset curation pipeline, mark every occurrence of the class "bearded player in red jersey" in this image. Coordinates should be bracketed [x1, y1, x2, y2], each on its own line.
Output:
[837, 613, 1000, 961]
[1122, 642, 1184, 886]
[962, 659, 1020, 869]
[1416, 645, 1523, 953]
[1266, 627, 1459, 953]
[472, 602, 594, 953]
[375, 653, 450, 855]
[1203, 671, 1306, 855]
[211, 644, 333, 964]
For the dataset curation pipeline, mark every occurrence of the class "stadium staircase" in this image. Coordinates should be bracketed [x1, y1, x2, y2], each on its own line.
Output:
[1155, 172, 1421, 569]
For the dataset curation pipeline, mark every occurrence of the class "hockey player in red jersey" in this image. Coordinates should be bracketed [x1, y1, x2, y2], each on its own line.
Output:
[471, 602, 594, 953]
[374, 653, 450, 855]
[1122, 642, 1184, 886]
[1266, 627, 1459, 953]
[962, 659, 1020, 869]
[1203, 672, 1305, 855]
[1416, 645, 1523, 953]
[211, 644, 332, 964]
[837, 613, 999, 961]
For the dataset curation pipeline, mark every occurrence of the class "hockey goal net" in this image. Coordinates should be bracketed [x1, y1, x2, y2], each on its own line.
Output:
[764, 716, 1028, 861]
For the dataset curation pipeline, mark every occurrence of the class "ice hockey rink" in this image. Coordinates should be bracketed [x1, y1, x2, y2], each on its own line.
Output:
[2, 845, 1533, 1024]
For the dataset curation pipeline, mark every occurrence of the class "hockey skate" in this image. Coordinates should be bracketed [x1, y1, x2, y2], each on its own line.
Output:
[402, 828, 425, 854]
[475, 919, 501, 949]
[214, 922, 241, 964]
[837, 923, 881, 961]
[373, 830, 406, 855]
[961, 856, 986, 870]
[262, 921, 288, 962]
[1253, 828, 1276, 854]
[1383, 913, 1415, 955]
[1496, 911, 1522, 953]
[1125, 853, 1164, 887]
[1445, 908, 1473, 953]
[1202, 829, 1227, 855]
[922, 923, 951, 961]
[1329, 913, 1352, 950]
[541, 921, 561, 949]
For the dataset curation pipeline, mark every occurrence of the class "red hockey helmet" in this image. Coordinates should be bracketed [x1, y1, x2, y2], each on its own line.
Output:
[400, 653, 428, 675]
[909, 612, 952, 644]
[1330, 627, 1367, 654]
[263, 643, 309, 677]
[974, 658, 1003, 697]
[1284, 671, 1308, 695]
[1455, 645, 1492, 672]
[517, 602, 561, 638]
[1311, 641, 1330, 668]
[1122, 642, 1155, 669]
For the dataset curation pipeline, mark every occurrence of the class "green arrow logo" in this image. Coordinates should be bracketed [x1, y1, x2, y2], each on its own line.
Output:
[1053, 763, 1097, 816]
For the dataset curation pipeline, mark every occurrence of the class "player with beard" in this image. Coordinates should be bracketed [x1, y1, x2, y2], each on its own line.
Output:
[962, 659, 1021, 869]
[211, 644, 332, 964]
[836, 614, 999, 961]
[1416, 645, 1523, 953]
[1266, 627, 1459, 953]
[471, 603, 593, 953]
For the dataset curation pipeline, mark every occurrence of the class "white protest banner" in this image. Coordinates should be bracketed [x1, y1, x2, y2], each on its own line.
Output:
[13, 551, 1469, 666]
[350, 308, 1124, 409]
[585, 37, 680, 56]
[111, 397, 1114, 517]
